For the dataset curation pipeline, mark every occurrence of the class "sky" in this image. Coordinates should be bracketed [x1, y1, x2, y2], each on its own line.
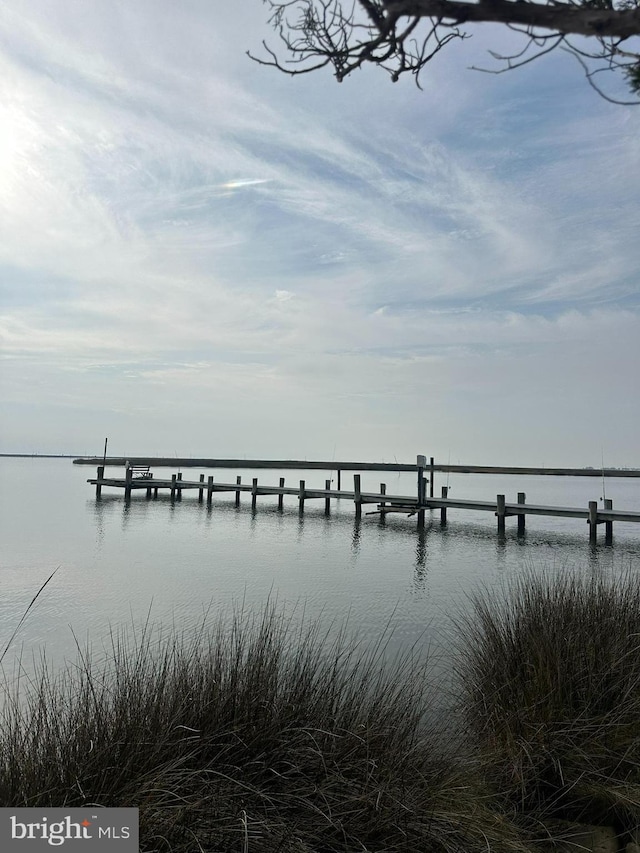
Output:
[0, 0, 639, 467]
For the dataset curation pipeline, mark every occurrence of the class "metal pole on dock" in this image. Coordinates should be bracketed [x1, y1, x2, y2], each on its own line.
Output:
[429, 457, 434, 498]
[517, 493, 526, 536]
[604, 498, 613, 545]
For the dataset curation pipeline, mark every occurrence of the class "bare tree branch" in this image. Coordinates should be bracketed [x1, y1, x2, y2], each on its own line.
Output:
[250, 0, 640, 101]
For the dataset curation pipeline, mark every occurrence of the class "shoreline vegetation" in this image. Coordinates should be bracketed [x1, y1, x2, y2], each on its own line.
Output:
[1, 574, 639, 851]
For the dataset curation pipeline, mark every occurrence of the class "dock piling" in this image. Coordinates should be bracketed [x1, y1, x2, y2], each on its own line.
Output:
[235, 476, 241, 507]
[252, 478, 258, 511]
[605, 498, 613, 545]
[278, 478, 285, 511]
[170, 474, 177, 501]
[354, 474, 362, 519]
[198, 473, 205, 503]
[496, 494, 506, 535]
[325, 479, 331, 514]
[429, 457, 434, 498]
[417, 455, 426, 527]
[176, 472, 183, 501]
[299, 480, 306, 513]
[517, 492, 526, 536]
[96, 466, 104, 498]
[207, 476, 214, 506]
[588, 500, 598, 545]
[125, 465, 132, 500]
[440, 486, 448, 526]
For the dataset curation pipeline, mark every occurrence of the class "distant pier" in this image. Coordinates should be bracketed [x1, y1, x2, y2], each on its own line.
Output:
[86, 456, 640, 546]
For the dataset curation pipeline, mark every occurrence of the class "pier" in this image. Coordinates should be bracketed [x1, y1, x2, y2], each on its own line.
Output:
[87, 456, 640, 546]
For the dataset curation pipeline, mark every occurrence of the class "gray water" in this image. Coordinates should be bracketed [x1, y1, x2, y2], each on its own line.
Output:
[1, 457, 639, 676]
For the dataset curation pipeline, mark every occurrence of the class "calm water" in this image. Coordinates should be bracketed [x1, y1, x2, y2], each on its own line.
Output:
[1, 457, 639, 676]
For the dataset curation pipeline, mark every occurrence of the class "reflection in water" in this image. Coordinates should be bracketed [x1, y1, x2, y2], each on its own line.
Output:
[412, 528, 428, 593]
[351, 517, 362, 556]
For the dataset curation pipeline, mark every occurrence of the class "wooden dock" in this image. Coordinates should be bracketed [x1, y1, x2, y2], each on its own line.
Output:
[87, 457, 640, 546]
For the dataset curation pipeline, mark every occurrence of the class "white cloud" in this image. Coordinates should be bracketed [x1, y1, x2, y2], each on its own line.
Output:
[0, 0, 638, 464]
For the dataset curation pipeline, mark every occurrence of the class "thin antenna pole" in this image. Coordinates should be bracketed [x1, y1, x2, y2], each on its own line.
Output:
[601, 447, 606, 502]
[103, 437, 108, 465]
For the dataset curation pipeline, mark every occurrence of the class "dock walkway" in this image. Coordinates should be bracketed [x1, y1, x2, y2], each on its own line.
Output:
[88, 457, 640, 546]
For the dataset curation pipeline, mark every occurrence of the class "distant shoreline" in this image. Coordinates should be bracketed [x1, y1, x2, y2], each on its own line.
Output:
[0, 453, 79, 458]
[3, 454, 640, 477]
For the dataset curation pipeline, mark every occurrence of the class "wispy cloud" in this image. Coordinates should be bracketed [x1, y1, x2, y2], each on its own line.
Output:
[0, 0, 638, 463]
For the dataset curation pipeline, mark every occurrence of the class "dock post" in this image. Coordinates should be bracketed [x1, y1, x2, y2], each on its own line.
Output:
[198, 474, 205, 503]
[252, 478, 258, 511]
[440, 486, 448, 526]
[517, 492, 526, 536]
[146, 483, 153, 499]
[299, 480, 306, 513]
[96, 466, 104, 499]
[354, 474, 362, 519]
[604, 498, 613, 545]
[153, 486, 158, 499]
[207, 476, 214, 506]
[430, 457, 435, 498]
[170, 474, 177, 501]
[588, 500, 598, 545]
[496, 494, 506, 535]
[337, 469, 341, 491]
[325, 479, 331, 514]
[379, 483, 386, 522]
[235, 476, 241, 507]
[125, 465, 132, 501]
[176, 472, 183, 501]
[278, 477, 285, 511]
[417, 455, 426, 528]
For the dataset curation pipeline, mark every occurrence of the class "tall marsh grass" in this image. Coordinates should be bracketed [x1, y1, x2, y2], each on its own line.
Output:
[454, 570, 640, 831]
[0, 605, 529, 853]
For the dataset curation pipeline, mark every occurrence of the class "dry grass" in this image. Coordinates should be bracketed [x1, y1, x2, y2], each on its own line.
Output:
[453, 570, 640, 832]
[0, 604, 532, 852]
